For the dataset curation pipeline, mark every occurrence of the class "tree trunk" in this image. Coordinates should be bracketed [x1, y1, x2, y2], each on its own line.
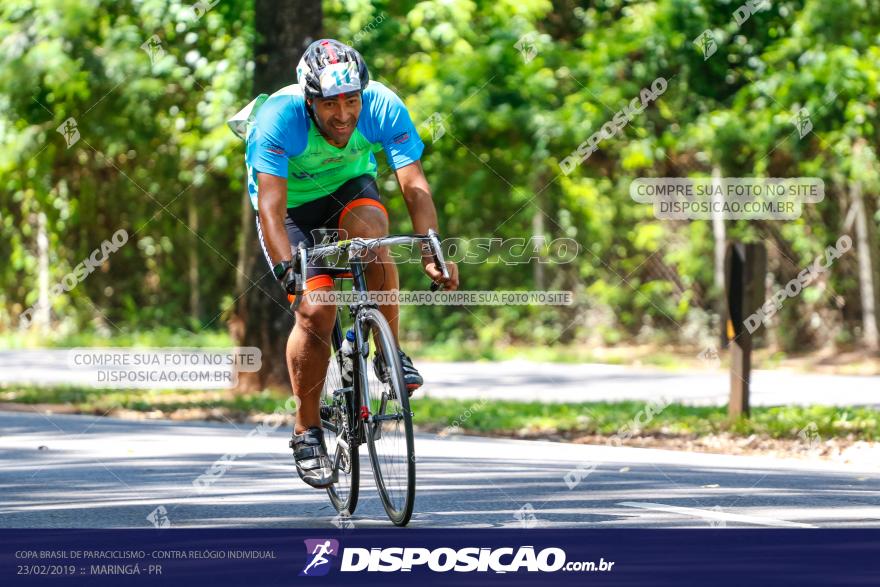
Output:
[234, 188, 253, 296]
[231, 0, 323, 391]
[35, 210, 51, 331]
[531, 201, 546, 290]
[188, 198, 201, 322]
[711, 165, 727, 348]
[851, 179, 879, 352]
[253, 1, 321, 97]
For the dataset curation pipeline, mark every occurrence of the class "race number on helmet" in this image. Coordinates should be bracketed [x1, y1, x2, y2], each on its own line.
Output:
[296, 39, 370, 99]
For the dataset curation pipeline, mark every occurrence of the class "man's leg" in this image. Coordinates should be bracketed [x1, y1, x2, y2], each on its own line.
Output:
[285, 284, 338, 488]
[338, 204, 423, 393]
[288, 286, 336, 434]
[338, 206, 400, 341]
[330, 177, 422, 393]
[256, 204, 337, 432]
[255, 205, 336, 488]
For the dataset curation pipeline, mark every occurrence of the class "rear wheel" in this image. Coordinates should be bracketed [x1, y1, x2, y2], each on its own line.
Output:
[359, 308, 415, 526]
[321, 316, 359, 517]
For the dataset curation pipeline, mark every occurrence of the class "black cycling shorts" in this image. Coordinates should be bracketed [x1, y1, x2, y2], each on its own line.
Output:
[255, 174, 387, 291]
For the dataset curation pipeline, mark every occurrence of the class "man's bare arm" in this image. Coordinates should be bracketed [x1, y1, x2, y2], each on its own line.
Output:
[395, 160, 438, 236]
[394, 161, 459, 290]
[256, 172, 292, 267]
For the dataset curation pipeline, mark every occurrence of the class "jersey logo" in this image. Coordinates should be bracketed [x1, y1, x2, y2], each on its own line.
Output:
[267, 143, 285, 155]
[322, 156, 344, 165]
[392, 131, 410, 144]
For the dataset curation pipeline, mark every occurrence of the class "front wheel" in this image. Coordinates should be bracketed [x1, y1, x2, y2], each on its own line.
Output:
[358, 308, 415, 526]
[322, 317, 359, 517]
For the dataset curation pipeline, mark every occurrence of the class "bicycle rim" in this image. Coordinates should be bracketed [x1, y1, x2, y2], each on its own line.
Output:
[359, 308, 415, 526]
[322, 317, 359, 517]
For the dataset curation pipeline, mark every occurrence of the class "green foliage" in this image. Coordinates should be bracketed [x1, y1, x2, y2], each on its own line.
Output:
[4, 384, 878, 441]
[324, 0, 880, 349]
[3, 0, 879, 352]
[415, 399, 880, 441]
[1, 0, 253, 333]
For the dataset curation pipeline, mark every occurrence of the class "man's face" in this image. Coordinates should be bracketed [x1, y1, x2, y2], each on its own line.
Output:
[311, 92, 362, 146]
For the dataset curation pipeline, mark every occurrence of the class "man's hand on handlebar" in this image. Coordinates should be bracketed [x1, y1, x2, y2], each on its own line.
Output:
[274, 259, 303, 305]
[424, 260, 459, 291]
[281, 269, 299, 297]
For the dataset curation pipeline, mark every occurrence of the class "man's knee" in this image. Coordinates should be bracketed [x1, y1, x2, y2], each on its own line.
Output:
[342, 205, 388, 239]
[293, 298, 336, 337]
[342, 207, 390, 266]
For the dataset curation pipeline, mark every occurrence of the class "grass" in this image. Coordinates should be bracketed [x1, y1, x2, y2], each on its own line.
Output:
[0, 328, 234, 350]
[0, 386, 283, 415]
[3, 385, 878, 442]
[414, 398, 880, 441]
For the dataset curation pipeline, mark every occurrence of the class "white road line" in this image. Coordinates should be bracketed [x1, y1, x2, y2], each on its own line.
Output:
[617, 501, 818, 528]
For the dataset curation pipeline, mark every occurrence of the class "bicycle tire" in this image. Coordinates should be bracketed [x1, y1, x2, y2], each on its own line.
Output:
[322, 316, 360, 517]
[358, 308, 415, 526]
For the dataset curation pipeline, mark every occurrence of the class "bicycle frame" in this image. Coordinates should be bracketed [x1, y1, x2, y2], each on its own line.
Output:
[313, 229, 448, 450]
[308, 231, 445, 525]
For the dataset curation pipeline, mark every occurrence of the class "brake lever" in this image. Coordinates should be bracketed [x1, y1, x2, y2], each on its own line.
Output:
[289, 243, 308, 312]
[289, 273, 304, 312]
[427, 229, 449, 280]
[426, 229, 449, 293]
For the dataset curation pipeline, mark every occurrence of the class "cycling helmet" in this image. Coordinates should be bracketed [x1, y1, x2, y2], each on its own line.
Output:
[296, 39, 370, 100]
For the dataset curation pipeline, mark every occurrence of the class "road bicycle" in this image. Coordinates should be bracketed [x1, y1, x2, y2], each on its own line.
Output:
[286, 229, 448, 526]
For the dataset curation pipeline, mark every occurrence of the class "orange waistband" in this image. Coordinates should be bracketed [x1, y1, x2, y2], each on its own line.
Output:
[285, 274, 335, 304]
[305, 274, 334, 292]
[338, 198, 388, 228]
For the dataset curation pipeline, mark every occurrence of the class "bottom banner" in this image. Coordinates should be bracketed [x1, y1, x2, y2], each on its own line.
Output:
[2, 529, 877, 586]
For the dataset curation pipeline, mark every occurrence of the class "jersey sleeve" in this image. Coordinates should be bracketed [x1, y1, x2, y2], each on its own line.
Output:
[245, 93, 308, 179]
[360, 83, 425, 170]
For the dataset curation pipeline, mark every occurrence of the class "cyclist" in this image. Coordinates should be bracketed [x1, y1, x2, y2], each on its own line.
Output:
[239, 39, 459, 488]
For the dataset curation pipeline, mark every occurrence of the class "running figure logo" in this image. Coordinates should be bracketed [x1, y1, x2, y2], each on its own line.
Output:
[300, 539, 340, 577]
[693, 30, 717, 60]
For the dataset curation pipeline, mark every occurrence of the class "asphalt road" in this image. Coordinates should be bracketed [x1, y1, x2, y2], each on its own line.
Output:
[1, 350, 879, 406]
[2, 410, 878, 528]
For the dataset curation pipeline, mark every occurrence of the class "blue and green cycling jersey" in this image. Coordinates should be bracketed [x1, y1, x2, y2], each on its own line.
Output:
[244, 81, 424, 209]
